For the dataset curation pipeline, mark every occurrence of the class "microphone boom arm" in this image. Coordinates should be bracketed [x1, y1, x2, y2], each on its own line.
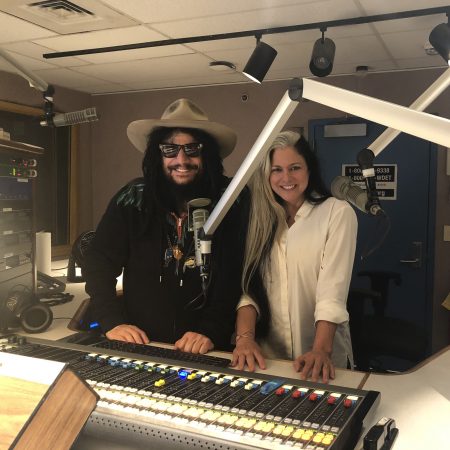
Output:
[0, 48, 49, 93]
[356, 67, 450, 213]
[202, 73, 450, 252]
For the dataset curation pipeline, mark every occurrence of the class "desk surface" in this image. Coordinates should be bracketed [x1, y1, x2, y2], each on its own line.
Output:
[20, 262, 450, 450]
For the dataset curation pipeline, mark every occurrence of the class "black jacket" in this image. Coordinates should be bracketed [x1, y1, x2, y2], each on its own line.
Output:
[83, 177, 247, 351]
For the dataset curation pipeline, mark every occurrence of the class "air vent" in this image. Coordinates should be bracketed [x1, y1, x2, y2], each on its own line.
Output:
[0, 0, 137, 34]
[28, 1, 94, 20]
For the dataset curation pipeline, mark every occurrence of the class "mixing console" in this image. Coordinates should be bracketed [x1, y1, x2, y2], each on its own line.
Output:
[0, 335, 379, 450]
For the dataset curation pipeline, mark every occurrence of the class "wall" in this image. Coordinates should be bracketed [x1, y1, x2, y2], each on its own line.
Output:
[0, 69, 94, 235]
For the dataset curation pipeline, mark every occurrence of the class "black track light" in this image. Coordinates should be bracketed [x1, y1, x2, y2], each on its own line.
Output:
[429, 15, 450, 64]
[309, 28, 336, 77]
[243, 36, 277, 84]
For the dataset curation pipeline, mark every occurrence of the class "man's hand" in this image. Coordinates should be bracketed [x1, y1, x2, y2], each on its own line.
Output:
[106, 324, 149, 344]
[231, 337, 266, 371]
[174, 332, 213, 354]
[293, 349, 335, 383]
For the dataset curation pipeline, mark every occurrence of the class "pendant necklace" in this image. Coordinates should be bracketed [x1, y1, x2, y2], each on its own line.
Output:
[168, 213, 186, 275]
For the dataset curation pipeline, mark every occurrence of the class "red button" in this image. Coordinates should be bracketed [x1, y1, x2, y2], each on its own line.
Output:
[327, 396, 336, 405]
[275, 387, 285, 395]
[343, 399, 353, 408]
[291, 390, 302, 399]
[309, 393, 318, 402]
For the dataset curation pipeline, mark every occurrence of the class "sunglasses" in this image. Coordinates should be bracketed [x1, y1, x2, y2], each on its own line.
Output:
[159, 143, 203, 158]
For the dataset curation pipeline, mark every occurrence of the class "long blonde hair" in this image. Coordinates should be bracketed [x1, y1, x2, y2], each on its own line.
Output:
[242, 130, 301, 294]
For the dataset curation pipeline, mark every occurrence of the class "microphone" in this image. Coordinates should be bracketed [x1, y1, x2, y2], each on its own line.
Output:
[188, 198, 212, 293]
[40, 107, 99, 127]
[331, 176, 383, 216]
[192, 208, 210, 267]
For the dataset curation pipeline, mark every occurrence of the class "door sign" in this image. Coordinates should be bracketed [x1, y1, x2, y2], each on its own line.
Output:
[342, 164, 397, 200]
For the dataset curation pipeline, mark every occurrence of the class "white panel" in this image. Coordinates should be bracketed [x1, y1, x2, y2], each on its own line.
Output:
[334, 35, 392, 62]
[358, 0, 450, 15]
[0, 11, 56, 43]
[66, 46, 193, 64]
[372, 16, 446, 34]
[72, 53, 214, 84]
[0, 51, 58, 72]
[381, 29, 442, 59]
[2, 42, 88, 67]
[151, 0, 361, 38]
[34, 67, 110, 88]
[34, 26, 169, 51]
[101, 0, 323, 23]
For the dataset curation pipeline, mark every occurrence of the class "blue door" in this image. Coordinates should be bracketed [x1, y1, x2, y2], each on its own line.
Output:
[309, 117, 437, 372]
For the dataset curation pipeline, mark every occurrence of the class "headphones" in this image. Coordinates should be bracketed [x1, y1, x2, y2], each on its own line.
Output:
[0, 290, 53, 334]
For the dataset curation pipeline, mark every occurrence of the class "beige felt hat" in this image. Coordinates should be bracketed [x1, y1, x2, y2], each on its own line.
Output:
[127, 98, 237, 157]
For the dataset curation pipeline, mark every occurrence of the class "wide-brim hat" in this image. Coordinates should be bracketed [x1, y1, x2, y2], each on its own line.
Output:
[127, 98, 237, 158]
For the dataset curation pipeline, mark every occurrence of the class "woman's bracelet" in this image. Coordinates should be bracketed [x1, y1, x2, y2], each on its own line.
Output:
[235, 331, 255, 342]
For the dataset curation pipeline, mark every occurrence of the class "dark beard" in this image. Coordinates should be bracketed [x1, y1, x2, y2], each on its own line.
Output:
[161, 172, 210, 214]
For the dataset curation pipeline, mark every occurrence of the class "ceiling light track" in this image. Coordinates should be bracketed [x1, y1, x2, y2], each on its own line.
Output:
[43, 6, 450, 59]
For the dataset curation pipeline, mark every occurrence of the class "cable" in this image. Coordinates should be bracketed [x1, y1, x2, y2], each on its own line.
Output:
[39, 293, 74, 307]
[360, 212, 391, 260]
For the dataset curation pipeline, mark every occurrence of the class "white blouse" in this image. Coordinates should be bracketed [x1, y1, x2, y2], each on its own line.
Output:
[239, 197, 357, 368]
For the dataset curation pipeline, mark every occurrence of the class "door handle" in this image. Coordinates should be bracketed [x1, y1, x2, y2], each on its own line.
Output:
[399, 242, 422, 268]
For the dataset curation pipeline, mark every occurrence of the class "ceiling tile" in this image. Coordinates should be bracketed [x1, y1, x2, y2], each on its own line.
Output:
[372, 15, 446, 34]
[34, 67, 110, 88]
[2, 42, 88, 67]
[380, 29, 441, 59]
[72, 53, 215, 84]
[151, 1, 361, 38]
[101, 0, 320, 23]
[0, 11, 56, 43]
[34, 26, 169, 51]
[358, 0, 450, 15]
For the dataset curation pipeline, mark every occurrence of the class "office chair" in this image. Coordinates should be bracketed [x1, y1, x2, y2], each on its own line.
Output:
[347, 270, 428, 373]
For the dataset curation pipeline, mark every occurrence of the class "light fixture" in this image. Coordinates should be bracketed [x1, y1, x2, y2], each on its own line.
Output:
[242, 35, 277, 84]
[309, 27, 336, 77]
[429, 14, 450, 65]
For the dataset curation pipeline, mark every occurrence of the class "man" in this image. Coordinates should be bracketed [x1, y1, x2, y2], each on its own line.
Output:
[83, 98, 247, 353]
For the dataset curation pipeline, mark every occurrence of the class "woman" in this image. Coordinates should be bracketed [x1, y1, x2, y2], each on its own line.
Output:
[232, 130, 357, 383]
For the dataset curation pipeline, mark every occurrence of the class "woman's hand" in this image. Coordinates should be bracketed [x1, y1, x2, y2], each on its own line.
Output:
[293, 349, 335, 383]
[174, 332, 214, 354]
[106, 324, 149, 344]
[231, 337, 266, 371]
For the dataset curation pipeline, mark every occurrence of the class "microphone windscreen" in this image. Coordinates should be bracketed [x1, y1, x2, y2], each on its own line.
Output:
[331, 176, 350, 199]
[192, 208, 209, 227]
[331, 175, 368, 211]
[52, 107, 99, 127]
